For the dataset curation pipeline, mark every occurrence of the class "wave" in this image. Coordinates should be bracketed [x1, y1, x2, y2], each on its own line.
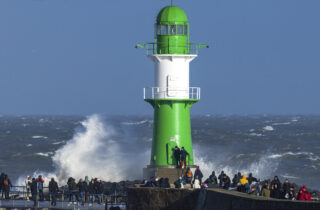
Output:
[268, 152, 314, 159]
[52, 141, 65, 145]
[263, 126, 274, 131]
[272, 122, 291, 126]
[26, 144, 32, 147]
[122, 120, 152, 125]
[36, 152, 54, 157]
[32, 136, 48, 139]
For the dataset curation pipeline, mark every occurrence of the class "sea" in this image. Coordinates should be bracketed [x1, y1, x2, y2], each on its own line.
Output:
[0, 115, 319, 190]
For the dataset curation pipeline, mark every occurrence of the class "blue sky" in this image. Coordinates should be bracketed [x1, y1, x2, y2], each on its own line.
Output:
[0, 0, 319, 115]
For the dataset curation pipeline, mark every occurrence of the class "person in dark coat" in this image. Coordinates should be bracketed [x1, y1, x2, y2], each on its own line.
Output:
[3, 174, 12, 199]
[218, 171, 225, 187]
[271, 183, 281, 199]
[88, 179, 95, 206]
[232, 174, 239, 187]
[67, 177, 78, 204]
[77, 179, 87, 205]
[0, 173, 4, 199]
[271, 176, 282, 189]
[180, 147, 188, 168]
[206, 171, 218, 185]
[95, 179, 104, 204]
[29, 178, 38, 207]
[282, 179, 290, 198]
[248, 173, 258, 185]
[173, 146, 181, 168]
[49, 178, 59, 206]
[193, 166, 203, 185]
[221, 174, 231, 190]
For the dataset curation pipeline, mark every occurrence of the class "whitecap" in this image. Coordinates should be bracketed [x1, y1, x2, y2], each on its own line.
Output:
[122, 120, 151, 125]
[263, 126, 274, 131]
[52, 141, 65, 145]
[32, 136, 48, 139]
[36, 152, 54, 157]
[249, 133, 264, 137]
[268, 152, 314, 159]
[26, 144, 32, 147]
[272, 122, 291, 126]
[249, 129, 255, 132]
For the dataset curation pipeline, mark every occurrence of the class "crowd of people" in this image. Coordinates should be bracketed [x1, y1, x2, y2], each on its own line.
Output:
[0, 172, 107, 207]
[143, 167, 315, 201]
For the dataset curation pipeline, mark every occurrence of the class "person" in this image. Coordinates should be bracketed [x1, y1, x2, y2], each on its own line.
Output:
[184, 167, 193, 184]
[239, 174, 251, 193]
[271, 183, 281, 199]
[95, 179, 104, 205]
[49, 178, 59, 207]
[77, 178, 87, 206]
[207, 171, 218, 185]
[297, 185, 312, 201]
[84, 176, 90, 202]
[37, 175, 45, 201]
[3, 174, 12, 199]
[282, 179, 290, 198]
[248, 173, 257, 185]
[174, 177, 184, 189]
[218, 171, 225, 187]
[174, 146, 181, 168]
[88, 179, 95, 206]
[67, 177, 78, 205]
[232, 174, 239, 187]
[29, 178, 38, 207]
[25, 176, 32, 200]
[271, 176, 281, 189]
[221, 174, 231, 190]
[180, 147, 188, 168]
[287, 187, 296, 200]
[194, 166, 203, 185]
[0, 173, 4, 199]
[261, 184, 270, 198]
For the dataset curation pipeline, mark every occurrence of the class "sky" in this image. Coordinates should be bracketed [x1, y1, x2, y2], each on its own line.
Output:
[0, 0, 319, 115]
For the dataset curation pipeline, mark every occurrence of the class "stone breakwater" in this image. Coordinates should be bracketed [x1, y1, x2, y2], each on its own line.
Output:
[128, 188, 320, 210]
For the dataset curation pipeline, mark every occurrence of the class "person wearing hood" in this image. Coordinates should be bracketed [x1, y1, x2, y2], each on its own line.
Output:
[232, 174, 239, 187]
[49, 178, 59, 207]
[174, 146, 181, 168]
[262, 183, 270, 198]
[194, 166, 203, 185]
[297, 185, 312, 201]
[37, 175, 45, 201]
[3, 174, 12, 199]
[248, 173, 257, 185]
[25, 176, 32, 200]
[84, 176, 90, 202]
[207, 171, 218, 185]
[271, 176, 282, 189]
[30, 178, 38, 207]
[240, 174, 251, 193]
[67, 177, 78, 205]
[218, 171, 225, 187]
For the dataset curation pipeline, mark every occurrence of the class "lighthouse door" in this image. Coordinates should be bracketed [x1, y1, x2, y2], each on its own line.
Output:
[167, 75, 179, 98]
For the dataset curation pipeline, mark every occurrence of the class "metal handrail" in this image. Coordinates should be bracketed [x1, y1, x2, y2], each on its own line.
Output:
[136, 42, 208, 55]
[143, 87, 200, 100]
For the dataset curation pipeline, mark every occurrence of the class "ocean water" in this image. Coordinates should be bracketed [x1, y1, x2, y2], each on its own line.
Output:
[0, 115, 319, 190]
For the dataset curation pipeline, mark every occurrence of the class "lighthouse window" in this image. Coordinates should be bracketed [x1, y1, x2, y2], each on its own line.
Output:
[177, 25, 184, 35]
[169, 25, 176, 35]
[157, 25, 161, 35]
[161, 25, 168, 35]
[184, 25, 188, 35]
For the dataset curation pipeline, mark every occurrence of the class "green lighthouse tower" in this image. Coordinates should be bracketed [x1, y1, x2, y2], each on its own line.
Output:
[137, 4, 207, 180]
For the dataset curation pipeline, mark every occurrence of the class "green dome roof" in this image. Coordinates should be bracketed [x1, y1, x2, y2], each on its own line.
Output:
[156, 6, 188, 24]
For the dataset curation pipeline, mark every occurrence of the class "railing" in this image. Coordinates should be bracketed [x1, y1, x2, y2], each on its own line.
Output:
[143, 87, 200, 100]
[0, 186, 127, 209]
[135, 42, 208, 55]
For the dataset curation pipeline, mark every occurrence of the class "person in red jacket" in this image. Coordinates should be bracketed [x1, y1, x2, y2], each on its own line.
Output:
[297, 186, 306, 200]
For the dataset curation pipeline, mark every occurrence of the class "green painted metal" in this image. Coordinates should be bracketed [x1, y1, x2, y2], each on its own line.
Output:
[156, 6, 189, 54]
[145, 99, 199, 166]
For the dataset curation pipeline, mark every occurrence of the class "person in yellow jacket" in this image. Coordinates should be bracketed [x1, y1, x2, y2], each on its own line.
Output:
[240, 174, 252, 193]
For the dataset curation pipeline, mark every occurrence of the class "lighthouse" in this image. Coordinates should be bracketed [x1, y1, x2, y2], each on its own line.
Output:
[137, 5, 207, 180]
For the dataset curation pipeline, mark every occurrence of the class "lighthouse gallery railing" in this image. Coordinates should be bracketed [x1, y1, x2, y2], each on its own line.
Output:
[143, 87, 200, 100]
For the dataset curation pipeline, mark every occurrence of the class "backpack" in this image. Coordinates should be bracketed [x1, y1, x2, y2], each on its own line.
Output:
[3, 179, 8, 186]
[187, 170, 192, 178]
